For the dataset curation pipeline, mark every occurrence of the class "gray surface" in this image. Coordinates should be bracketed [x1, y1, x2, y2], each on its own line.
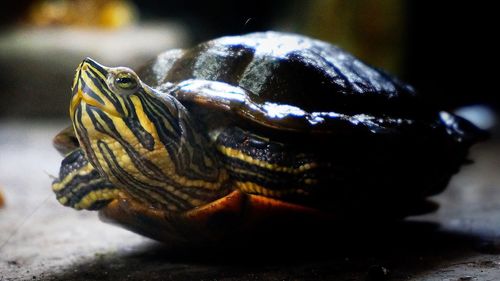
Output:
[1, 120, 500, 281]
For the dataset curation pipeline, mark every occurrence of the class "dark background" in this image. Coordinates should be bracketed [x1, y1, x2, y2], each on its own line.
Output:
[0, 0, 497, 117]
[133, 0, 498, 110]
[404, 1, 497, 109]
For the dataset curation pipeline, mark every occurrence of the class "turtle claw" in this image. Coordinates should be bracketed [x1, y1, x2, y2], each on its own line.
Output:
[52, 149, 120, 210]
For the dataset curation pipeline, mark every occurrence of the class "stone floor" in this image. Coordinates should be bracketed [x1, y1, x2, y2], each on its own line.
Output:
[1, 120, 500, 281]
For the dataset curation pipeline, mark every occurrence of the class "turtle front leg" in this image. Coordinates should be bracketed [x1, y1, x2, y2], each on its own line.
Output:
[52, 148, 122, 210]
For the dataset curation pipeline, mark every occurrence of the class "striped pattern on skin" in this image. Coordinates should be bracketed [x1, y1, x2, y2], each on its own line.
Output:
[69, 59, 228, 212]
[215, 127, 321, 198]
[52, 149, 121, 210]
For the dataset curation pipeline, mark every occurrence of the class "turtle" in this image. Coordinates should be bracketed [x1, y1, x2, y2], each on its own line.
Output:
[51, 31, 483, 244]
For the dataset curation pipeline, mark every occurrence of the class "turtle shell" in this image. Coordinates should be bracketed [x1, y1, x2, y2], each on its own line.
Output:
[138, 31, 483, 141]
[135, 31, 483, 213]
[140, 31, 421, 124]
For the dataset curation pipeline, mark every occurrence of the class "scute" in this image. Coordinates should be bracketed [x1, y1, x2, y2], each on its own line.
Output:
[140, 31, 419, 116]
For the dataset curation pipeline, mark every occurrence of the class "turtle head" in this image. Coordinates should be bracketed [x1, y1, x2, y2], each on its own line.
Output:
[69, 58, 226, 211]
[71, 58, 141, 117]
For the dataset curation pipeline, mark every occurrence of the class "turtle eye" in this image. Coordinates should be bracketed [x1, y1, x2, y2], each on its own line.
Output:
[114, 72, 138, 91]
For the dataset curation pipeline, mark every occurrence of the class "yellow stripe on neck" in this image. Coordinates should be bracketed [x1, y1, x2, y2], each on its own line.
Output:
[217, 145, 317, 174]
[235, 181, 308, 197]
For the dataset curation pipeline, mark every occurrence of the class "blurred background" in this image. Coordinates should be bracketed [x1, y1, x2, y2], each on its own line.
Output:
[0, 0, 497, 119]
[1, 1, 499, 280]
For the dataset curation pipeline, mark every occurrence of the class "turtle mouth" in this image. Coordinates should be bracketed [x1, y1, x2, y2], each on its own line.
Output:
[70, 89, 121, 118]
